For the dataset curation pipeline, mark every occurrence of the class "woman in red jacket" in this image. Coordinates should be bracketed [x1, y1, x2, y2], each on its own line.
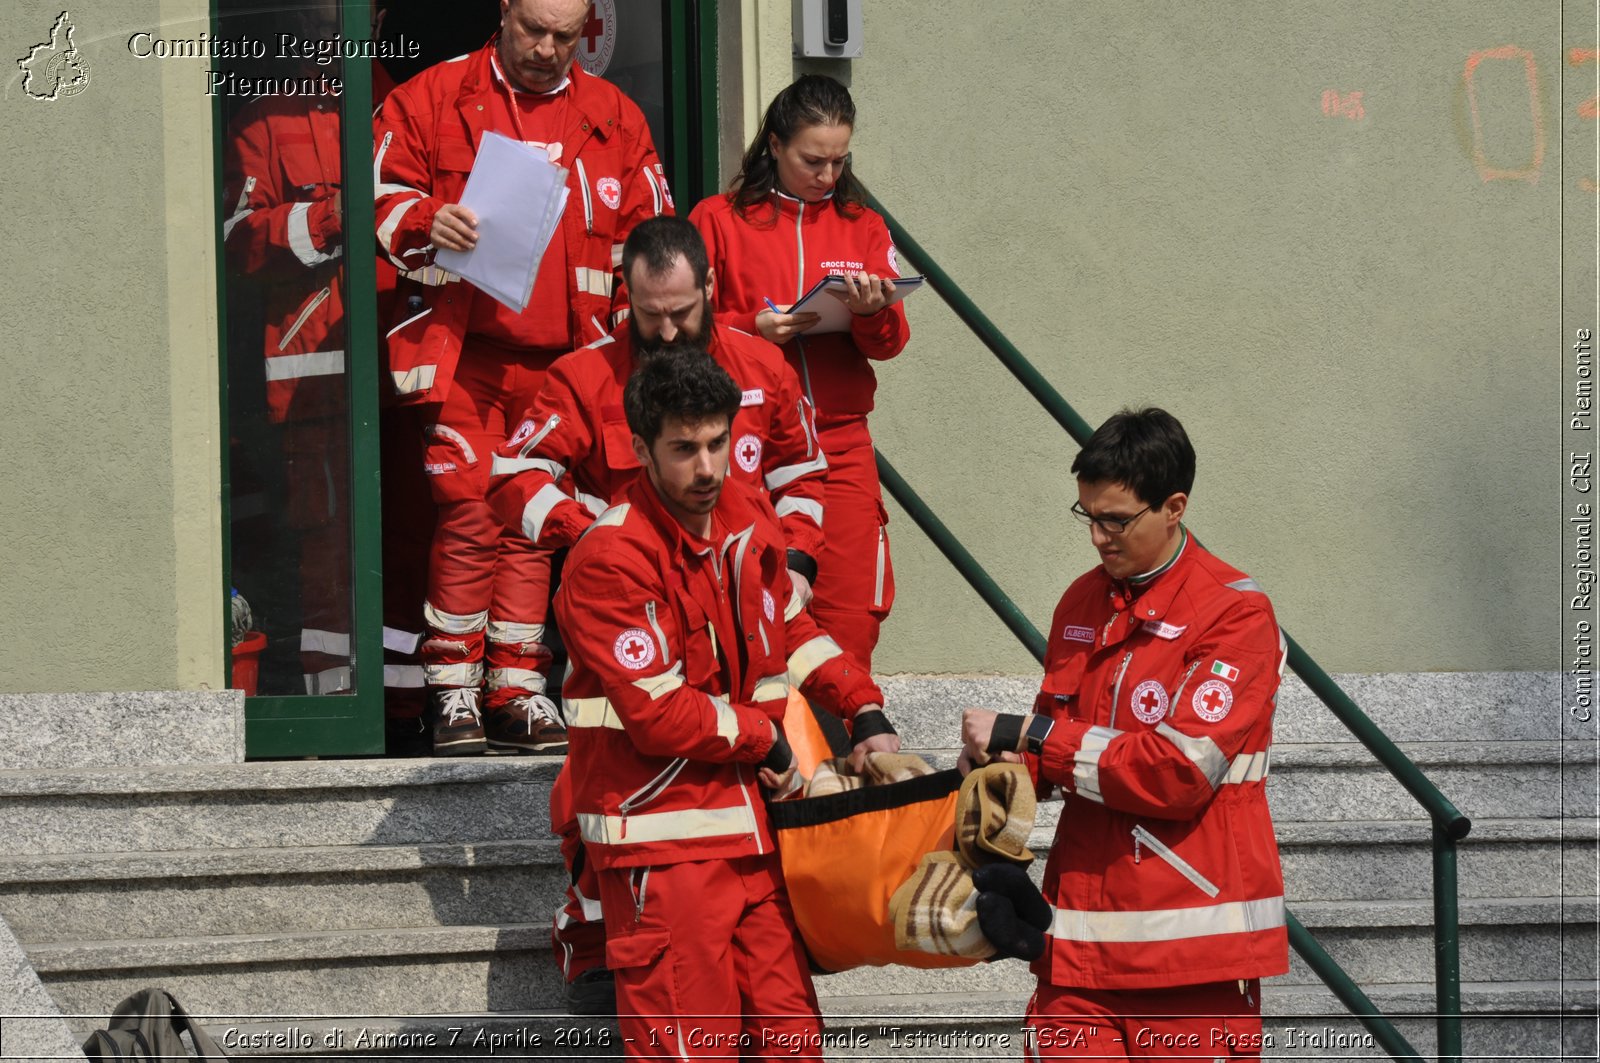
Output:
[690, 74, 909, 670]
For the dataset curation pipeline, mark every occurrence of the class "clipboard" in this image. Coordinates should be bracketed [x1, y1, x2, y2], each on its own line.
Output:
[784, 274, 925, 334]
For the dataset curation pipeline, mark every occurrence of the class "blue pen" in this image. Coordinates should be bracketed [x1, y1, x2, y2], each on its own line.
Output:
[763, 297, 782, 314]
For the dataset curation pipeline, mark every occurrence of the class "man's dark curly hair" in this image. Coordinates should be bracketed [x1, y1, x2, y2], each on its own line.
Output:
[1071, 407, 1196, 508]
[623, 346, 742, 446]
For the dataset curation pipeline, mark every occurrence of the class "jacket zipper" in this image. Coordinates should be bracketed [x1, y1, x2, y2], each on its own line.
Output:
[1132, 824, 1220, 897]
[630, 867, 651, 922]
[278, 286, 331, 351]
[645, 600, 672, 668]
[792, 199, 816, 402]
[1107, 650, 1134, 729]
[873, 526, 887, 607]
[1168, 658, 1204, 715]
[575, 158, 593, 233]
[617, 757, 687, 838]
[1101, 610, 1120, 647]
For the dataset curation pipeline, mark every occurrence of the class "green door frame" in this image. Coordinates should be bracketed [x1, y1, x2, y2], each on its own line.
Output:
[215, 0, 720, 758]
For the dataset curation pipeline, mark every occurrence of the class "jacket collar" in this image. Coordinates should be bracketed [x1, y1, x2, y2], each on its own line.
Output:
[623, 466, 762, 566]
[1109, 528, 1196, 625]
[456, 39, 618, 151]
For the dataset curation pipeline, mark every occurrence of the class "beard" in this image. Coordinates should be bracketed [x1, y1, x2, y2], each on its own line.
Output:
[632, 298, 713, 359]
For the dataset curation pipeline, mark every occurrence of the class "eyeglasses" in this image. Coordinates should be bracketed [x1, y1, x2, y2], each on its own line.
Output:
[1071, 501, 1153, 536]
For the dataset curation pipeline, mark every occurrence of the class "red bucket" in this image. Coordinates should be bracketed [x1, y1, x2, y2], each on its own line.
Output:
[231, 630, 267, 696]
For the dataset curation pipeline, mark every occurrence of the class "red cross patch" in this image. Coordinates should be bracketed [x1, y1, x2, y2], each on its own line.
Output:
[1192, 679, 1234, 723]
[596, 176, 622, 211]
[612, 628, 656, 671]
[734, 433, 762, 474]
[576, 0, 617, 76]
[1130, 679, 1168, 724]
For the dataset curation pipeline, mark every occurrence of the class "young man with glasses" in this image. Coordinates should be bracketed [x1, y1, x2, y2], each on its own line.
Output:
[960, 407, 1289, 1059]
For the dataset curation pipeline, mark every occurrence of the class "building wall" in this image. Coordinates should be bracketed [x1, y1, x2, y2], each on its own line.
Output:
[1, 0, 222, 693]
[727, 1, 1576, 675]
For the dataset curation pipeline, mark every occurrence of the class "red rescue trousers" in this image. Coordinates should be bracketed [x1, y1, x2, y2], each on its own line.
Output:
[419, 341, 559, 705]
[809, 416, 894, 672]
[549, 766, 607, 980]
[1024, 979, 1264, 1060]
[596, 853, 822, 1062]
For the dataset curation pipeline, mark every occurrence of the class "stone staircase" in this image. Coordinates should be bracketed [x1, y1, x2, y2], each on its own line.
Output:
[0, 674, 1592, 1061]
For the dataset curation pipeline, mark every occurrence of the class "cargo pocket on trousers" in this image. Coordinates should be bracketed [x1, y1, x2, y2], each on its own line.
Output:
[606, 926, 679, 1020]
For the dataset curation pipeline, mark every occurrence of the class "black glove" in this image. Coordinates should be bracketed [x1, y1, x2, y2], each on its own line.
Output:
[972, 863, 1052, 961]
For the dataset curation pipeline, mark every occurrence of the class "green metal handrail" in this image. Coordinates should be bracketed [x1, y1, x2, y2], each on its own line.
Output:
[868, 192, 1469, 1062]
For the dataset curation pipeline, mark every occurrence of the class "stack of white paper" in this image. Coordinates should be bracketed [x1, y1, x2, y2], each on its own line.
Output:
[435, 131, 569, 313]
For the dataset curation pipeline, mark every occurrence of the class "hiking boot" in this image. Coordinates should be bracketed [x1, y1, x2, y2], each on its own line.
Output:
[486, 693, 568, 754]
[430, 686, 487, 756]
[564, 967, 615, 1016]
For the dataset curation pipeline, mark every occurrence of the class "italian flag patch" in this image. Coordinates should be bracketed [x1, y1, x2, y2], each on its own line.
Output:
[1210, 660, 1240, 682]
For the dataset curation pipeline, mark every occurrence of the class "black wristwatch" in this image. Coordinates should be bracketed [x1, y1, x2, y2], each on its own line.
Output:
[1022, 713, 1055, 756]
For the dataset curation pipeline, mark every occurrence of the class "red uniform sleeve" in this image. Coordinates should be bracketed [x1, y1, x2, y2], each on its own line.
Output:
[759, 356, 827, 562]
[1036, 602, 1284, 821]
[556, 546, 779, 764]
[690, 198, 764, 336]
[486, 358, 609, 549]
[782, 597, 882, 719]
[372, 83, 446, 272]
[606, 138, 674, 330]
[223, 111, 342, 276]
[847, 210, 909, 361]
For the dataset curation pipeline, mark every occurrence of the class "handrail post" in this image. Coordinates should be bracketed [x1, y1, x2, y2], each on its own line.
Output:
[1433, 826, 1464, 1061]
[1288, 914, 1424, 1061]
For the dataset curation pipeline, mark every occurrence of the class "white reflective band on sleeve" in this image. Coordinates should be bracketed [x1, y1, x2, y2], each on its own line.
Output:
[774, 495, 824, 526]
[611, 242, 625, 268]
[301, 628, 351, 656]
[522, 483, 571, 543]
[377, 195, 424, 255]
[576, 492, 608, 517]
[384, 664, 426, 688]
[383, 627, 423, 655]
[574, 266, 614, 297]
[1227, 577, 1263, 593]
[578, 804, 754, 846]
[753, 674, 789, 702]
[1154, 722, 1229, 789]
[423, 603, 488, 634]
[765, 453, 829, 492]
[425, 424, 478, 463]
[1072, 725, 1119, 805]
[591, 503, 631, 530]
[304, 666, 352, 695]
[425, 662, 483, 687]
[1225, 749, 1271, 784]
[391, 365, 437, 395]
[784, 589, 805, 622]
[265, 350, 345, 381]
[708, 694, 741, 746]
[487, 667, 547, 692]
[287, 202, 340, 267]
[565, 696, 625, 730]
[632, 665, 685, 700]
[375, 182, 421, 198]
[490, 454, 565, 480]
[1047, 896, 1286, 944]
[787, 635, 843, 686]
[222, 207, 253, 241]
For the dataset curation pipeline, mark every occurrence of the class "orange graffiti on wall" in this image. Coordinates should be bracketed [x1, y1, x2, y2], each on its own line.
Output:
[1463, 45, 1545, 184]
[1572, 48, 1599, 193]
[1321, 90, 1365, 120]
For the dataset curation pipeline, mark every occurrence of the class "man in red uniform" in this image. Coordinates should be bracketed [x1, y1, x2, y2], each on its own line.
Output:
[484, 215, 829, 1011]
[374, 0, 672, 754]
[961, 408, 1288, 1059]
[554, 350, 898, 1056]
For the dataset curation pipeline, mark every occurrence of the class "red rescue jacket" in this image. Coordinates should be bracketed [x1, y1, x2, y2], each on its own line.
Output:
[485, 321, 827, 562]
[554, 475, 881, 870]
[689, 191, 907, 420]
[373, 42, 670, 404]
[1028, 533, 1290, 990]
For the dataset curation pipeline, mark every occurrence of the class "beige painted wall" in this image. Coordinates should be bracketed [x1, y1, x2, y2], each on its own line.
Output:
[728, 1, 1579, 674]
[1, 0, 222, 692]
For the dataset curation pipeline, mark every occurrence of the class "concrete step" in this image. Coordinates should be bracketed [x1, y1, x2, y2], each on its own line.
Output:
[30, 898, 1593, 1024]
[0, 758, 560, 855]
